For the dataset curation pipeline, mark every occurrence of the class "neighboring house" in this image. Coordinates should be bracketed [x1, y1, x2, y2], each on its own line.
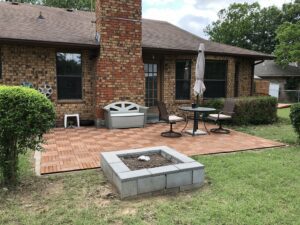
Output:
[255, 60, 300, 100]
[0, 1, 273, 126]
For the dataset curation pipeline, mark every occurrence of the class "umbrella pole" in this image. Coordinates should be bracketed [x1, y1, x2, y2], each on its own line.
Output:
[195, 94, 200, 131]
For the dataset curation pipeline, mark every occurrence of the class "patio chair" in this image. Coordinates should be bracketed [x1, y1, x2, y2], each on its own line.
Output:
[207, 98, 235, 134]
[157, 101, 185, 138]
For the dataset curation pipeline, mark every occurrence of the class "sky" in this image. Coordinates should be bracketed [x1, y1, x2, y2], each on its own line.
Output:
[142, 0, 293, 39]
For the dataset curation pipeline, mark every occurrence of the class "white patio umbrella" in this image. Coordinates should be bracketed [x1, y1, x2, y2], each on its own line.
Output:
[193, 43, 206, 106]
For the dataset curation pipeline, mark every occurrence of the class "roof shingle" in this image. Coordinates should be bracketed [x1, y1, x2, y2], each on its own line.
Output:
[0, 2, 273, 59]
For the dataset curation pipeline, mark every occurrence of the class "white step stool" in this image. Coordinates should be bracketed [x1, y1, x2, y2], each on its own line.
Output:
[64, 114, 80, 128]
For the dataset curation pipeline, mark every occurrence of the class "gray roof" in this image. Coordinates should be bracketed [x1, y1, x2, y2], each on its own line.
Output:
[255, 60, 300, 77]
[0, 2, 273, 59]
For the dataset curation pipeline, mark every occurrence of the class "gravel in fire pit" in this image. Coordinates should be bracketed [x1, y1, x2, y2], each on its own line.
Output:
[120, 153, 176, 170]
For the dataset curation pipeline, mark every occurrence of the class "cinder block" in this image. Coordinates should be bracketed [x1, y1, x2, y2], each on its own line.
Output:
[112, 172, 122, 193]
[101, 159, 113, 182]
[162, 147, 195, 163]
[174, 162, 204, 170]
[167, 170, 193, 188]
[148, 165, 178, 175]
[110, 162, 130, 173]
[118, 169, 151, 181]
[193, 169, 205, 184]
[137, 175, 166, 194]
[101, 152, 122, 164]
[120, 180, 138, 199]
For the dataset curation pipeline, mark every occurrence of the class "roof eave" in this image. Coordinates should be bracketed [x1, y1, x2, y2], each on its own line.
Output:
[142, 47, 275, 59]
[205, 51, 275, 60]
[0, 38, 100, 49]
[0, 39, 275, 60]
[142, 47, 198, 55]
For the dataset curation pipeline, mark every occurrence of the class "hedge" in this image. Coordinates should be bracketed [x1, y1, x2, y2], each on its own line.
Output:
[203, 96, 278, 125]
[0, 86, 56, 184]
[290, 103, 300, 140]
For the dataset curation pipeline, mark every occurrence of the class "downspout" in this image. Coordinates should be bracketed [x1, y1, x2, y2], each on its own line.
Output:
[251, 60, 264, 96]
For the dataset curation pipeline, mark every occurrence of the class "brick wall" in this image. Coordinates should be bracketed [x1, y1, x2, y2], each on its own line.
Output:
[254, 79, 270, 96]
[95, 0, 144, 122]
[238, 59, 254, 96]
[162, 54, 196, 113]
[0, 43, 255, 126]
[162, 54, 253, 113]
[0, 45, 95, 125]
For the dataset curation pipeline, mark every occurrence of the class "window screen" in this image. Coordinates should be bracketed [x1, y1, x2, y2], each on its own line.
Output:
[144, 63, 158, 107]
[56, 53, 82, 100]
[176, 60, 191, 100]
[204, 60, 227, 98]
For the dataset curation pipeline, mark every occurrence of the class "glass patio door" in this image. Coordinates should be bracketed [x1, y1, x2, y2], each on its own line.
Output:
[144, 63, 158, 107]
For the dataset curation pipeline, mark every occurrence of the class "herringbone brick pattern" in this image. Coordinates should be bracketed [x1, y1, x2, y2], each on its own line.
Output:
[41, 122, 284, 174]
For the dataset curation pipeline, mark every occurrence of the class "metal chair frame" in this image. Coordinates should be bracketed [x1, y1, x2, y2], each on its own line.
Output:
[208, 98, 235, 134]
[157, 101, 185, 138]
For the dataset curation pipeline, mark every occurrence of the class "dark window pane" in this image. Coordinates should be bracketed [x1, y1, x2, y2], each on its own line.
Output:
[204, 81, 226, 98]
[176, 60, 191, 100]
[144, 63, 158, 107]
[57, 77, 82, 99]
[205, 60, 227, 80]
[57, 53, 82, 76]
[204, 60, 227, 98]
[176, 61, 187, 80]
[176, 80, 191, 100]
[56, 52, 82, 100]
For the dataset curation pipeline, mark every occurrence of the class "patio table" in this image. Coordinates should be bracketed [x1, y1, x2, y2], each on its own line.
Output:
[179, 106, 216, 136]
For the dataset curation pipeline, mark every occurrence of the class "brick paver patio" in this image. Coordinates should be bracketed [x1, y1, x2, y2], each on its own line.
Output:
[40, 123, 285, 174]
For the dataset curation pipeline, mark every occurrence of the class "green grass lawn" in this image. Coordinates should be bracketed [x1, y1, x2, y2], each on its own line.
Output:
[232, 108, 298, 145]
[0, 109, 299, 225]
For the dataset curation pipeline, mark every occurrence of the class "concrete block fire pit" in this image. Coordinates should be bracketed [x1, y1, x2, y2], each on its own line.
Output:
[100, 146, 205, 199]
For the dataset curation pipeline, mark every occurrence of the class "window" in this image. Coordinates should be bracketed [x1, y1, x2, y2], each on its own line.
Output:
[176, 60, 191, 100]
[204, 60, 227, 98]
[144, 63, 158, 107]
[56, 52, 82, 100]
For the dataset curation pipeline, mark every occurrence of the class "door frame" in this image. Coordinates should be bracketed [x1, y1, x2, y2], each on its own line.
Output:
[144, 60, 161, 106]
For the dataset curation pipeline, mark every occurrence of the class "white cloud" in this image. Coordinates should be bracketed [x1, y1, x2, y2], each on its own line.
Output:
[142, 0, 292, 38]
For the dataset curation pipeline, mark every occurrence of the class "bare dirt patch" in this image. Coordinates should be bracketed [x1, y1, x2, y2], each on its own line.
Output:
[120, 153, 175, 170]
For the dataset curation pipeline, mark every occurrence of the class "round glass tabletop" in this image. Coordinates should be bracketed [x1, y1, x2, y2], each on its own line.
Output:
[178, 106, 216, 112]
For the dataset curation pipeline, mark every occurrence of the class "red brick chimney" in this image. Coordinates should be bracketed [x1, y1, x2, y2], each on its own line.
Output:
[95, 0, 145, 125]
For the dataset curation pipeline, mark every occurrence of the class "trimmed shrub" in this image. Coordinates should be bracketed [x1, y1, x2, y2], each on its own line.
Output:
[0, 86, 55, 185]
[233, 96, 278, 125]
[290, 103, 300, 140]
[203, 98, 224, 111]
[203, 96, 277, 125]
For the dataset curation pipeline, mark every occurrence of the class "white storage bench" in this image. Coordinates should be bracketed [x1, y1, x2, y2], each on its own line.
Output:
[103, 102, 148, 129]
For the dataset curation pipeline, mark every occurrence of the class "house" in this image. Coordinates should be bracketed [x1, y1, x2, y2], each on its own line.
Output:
[255, 60, 300, 100]
[0, 1, 273, 126]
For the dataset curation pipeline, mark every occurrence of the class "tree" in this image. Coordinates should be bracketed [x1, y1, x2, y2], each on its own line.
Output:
[0, 86, 55, 185]
[254, 6, 283, 54]
[274, 22, 300, 67]
[204, 3, 283, 54]
[282, 0, 300, 24]
[43, 0, 95, 11]
[204, 1, 300, 54]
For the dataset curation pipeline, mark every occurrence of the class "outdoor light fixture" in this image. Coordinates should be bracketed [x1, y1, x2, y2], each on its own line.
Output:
[95, 32, 100, 43]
